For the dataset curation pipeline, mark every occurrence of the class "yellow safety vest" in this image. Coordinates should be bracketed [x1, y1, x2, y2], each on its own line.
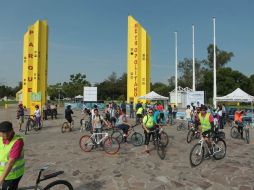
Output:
[0, 135, 25, 180]
[198, 113, 211, 132]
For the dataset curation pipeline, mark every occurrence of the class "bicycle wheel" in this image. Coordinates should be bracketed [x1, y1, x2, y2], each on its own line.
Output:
[190, 143, 204, 167]
[160, 131, 169, 147]
[111, 131, 123, 143]
[213, 139, 227, 160]
[156, 141, 166, 160]
[43, 179, 73, 190]
[177, 124, 182, 131]
[130, 132, 143, 146]
[103, 137, 120, 155]
[244, 128, 250, 144]
[230, 126, 239, 138]
[79, 135, 94, 152]
[187, 130, 195, 143]
[61, 122, 69, 133]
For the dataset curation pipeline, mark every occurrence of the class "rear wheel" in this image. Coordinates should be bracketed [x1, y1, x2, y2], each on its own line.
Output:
[244, 128, 250, 144]
[187, 130, 194, 143]
[79, 135, 94, 152]
[43, 179, 74, 190]
[130, 132, 143, 146]
[111, 131, 123, 143]
[213, 139, 226, 160]
[103, 137, 120, 155]
[190, 143, 204, 167]
[62, 122, 69, 133]
[230, 126, 239, 138]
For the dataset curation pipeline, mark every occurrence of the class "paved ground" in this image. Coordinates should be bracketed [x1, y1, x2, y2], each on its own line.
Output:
[0, 105, 254, 190]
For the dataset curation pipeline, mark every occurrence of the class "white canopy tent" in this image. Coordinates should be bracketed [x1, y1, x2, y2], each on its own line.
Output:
[138, 91, 168, 101]
[216, 88, 254, 124]
[74, 95, 83, 99]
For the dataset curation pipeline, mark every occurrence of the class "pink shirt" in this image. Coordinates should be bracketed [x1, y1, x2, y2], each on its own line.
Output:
[3, 135, 24, 160]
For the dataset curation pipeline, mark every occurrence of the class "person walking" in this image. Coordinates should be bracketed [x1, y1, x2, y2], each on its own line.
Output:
[129, 102, 134, 118]
[0, 121, 25, 190]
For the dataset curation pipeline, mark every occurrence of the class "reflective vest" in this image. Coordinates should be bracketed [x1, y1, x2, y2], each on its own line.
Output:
[143, 115, 154, 129]
[0, 135, 25, 180]
[136, 107, 143, 115]
[198, 113, 211, 132]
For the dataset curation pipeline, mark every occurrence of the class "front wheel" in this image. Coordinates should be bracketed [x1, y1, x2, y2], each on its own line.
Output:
[130, 132, 143, 146]
[43, 179, 74, 190]
[213, 139, 227, 160]
[160, 131, 169, 147]
[156, 141, 166, 160]
[231, 126, 239, 138]
[190, 143, 204, 167]
[244, 128, 250, 144]
[103, 137, 120, 155]
[187, 130, 194, 143]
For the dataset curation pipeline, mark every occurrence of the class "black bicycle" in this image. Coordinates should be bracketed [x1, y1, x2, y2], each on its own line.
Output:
[230, 121, 250, 144]
[17, 164, 73, 190]
[25, 115, 43, 135]
[111, 124, 143, 146]
[149, 127, 167, 160]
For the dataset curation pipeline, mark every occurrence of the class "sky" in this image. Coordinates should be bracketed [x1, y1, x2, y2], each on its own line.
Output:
[0, 0, 253, 87]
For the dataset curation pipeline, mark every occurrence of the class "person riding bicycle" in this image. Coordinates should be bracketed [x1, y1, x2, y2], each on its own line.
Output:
[65, 105, 74, 129]
[115, 108, 130, 142]
[136, 106, 143, 124]
[16, 104, 25, 131]
[0, 121, 25, 190]
[196, 105, 215, 158]
[34, 105, 42, 129]
[142, 108, 156, 153]
[234, 109, 245, 139]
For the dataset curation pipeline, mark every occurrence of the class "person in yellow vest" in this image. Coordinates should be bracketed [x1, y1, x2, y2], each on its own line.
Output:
[196, 105, 215, 158]
[0, 121, 25, 190]
[142, 108, 155, 153]
[136, 106, 143, 124]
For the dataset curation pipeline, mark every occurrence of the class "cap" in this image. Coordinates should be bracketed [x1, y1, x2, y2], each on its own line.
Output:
[0, 121, 13, 132]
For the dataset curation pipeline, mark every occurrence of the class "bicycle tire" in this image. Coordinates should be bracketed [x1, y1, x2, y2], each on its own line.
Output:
[177, 124, 182, 131]
[62, 122, 69, 133]
[160, 131, 169, 147]
[213, 139, 226, 160]
[230, 126, 239, 138]
[111, 131, 123, 143]
[103, 137, 120, 155]
[130, 132, 143, 146]
[244, 128, 250, 144]
[43, 179, 73, 190]
[157, 141, 166, 160]
[190, 143, 204, 167]
[79, 135, 94, 152]
[187, 130, 194, 143]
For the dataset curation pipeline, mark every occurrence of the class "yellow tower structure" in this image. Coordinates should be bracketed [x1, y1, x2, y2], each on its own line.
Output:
[127, 16, 150, 104]
[22, 20, 48, 114]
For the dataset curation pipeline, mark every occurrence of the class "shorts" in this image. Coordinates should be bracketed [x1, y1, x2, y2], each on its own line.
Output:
[202, 129, 212, 138]
[136, 114, 142, 118]
[66, 118, 73, 124]
[18, 116, 24, 124]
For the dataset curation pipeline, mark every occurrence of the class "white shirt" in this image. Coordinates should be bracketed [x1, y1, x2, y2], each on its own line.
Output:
[34, 109, 41, 117]
[185, 109, 192, 119]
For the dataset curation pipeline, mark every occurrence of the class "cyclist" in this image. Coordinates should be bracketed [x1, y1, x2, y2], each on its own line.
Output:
[234, 109, 245, 139]
[196, 105, 215, 158]
[142, 108, 155, 153]
[65, 105, 74, 129]
[16, 104, 25, 131]
[34, 105, 42, 129]
[0, 121, 25, 190]
[92, 108, 108, 142]
[136, 106, 143, 124]
[116, 108, 130, 142]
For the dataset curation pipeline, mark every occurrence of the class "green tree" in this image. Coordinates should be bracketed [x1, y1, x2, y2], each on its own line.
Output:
[151, 82, 170, 97]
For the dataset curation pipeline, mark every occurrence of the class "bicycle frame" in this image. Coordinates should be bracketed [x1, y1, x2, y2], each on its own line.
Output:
[90, 132, 109, 145]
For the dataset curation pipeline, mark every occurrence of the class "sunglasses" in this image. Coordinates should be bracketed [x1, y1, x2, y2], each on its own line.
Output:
[148, 111, 153, 113]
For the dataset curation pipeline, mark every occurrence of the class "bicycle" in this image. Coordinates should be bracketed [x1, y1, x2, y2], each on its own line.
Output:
[24, 115, 43, 135]
[149, 127, 167, 160]
[79, 131, 120, 155]
[17, 163, 73, 190]
[189, 131, 226, 167]
[80, 119, 92, 132]
[186, 122, 201, 143]
[62, 119, 74, 133]
[111, 124, 144, 146]
[177, 118, 189, 131]
[230, 121, 250, 144]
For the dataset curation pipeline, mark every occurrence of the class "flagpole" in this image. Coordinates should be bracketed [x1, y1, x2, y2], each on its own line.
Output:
[213, 17, 217, 108]
[192, 25, 195, 91]
[175, 31, 178, 106]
